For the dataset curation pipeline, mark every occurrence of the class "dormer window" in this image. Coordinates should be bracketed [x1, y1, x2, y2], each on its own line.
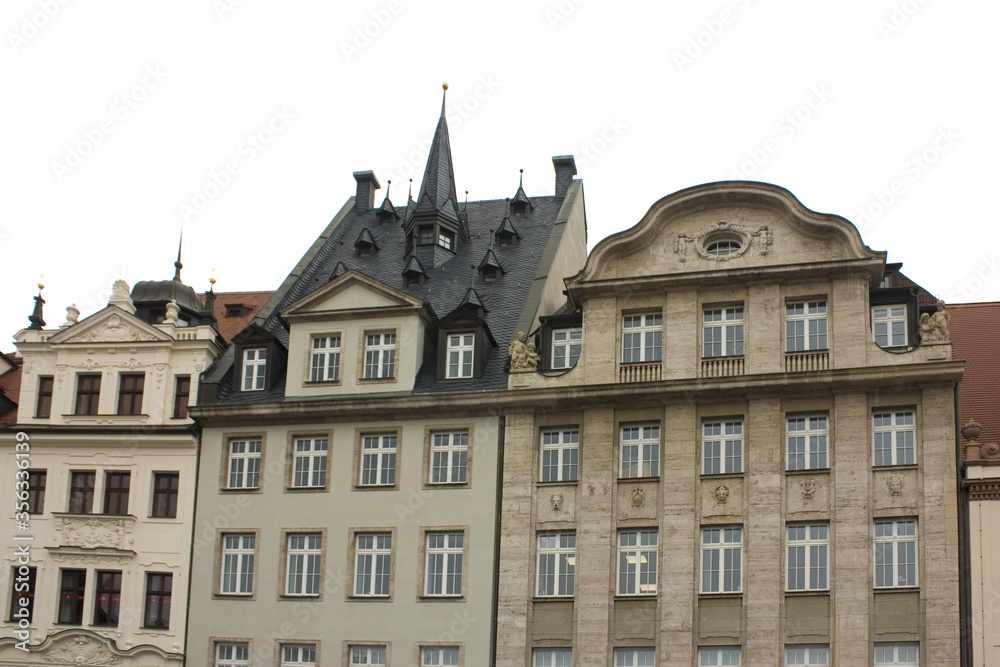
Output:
[418, 226, 435, 245]
[552, 328, 582, 369]
[872, 305, 907, 347]
[242, 348, 267, 391]
[438, 229, 454, 251]
[481, 267, 498, 283]
[706, 239, 741, 256]
[446, 333, 475, 379]
[225, 305, 247, 318]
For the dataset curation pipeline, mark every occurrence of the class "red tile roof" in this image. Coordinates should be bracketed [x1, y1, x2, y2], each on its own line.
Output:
[201, 291, 274, 343]
[0, 353, 21, 426]
[949, 302, 1000, 445]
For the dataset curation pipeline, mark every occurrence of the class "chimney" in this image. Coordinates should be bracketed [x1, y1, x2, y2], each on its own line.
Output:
[552, 155, 577, 199]
[353, 171, 381, 213]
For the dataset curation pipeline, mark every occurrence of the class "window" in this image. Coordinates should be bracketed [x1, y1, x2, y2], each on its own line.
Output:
[310, 334, 341, 382]
[117, 373, 144, 415]
[216, 642, 250, 667]
[873, 411, 915, 466]
[785, 645, 829, 666]
[360, 434, 396, 486]
[787, 416, 828, 471]
[703, 307, 744, 357]
[786, 301, 828, 351]
[26, 470, 45, 514]
[540, 429, 579, 482]
[227, 438, 262, 489]
[58, 569, 86, 624]
[418, 225, 435, 245]
[537, 532, 575, 597]
[875, 519, 917, 588]
[872, 305, 907, 347]
[350, 646, 387, 665]
[620, 423, 660, 479]
[93, 570, 122, 626]
[703, 420, 743, 475]
[281, 644, 316, 666]
[706, 239, 741, 256]
[354, 532, 391, 597]
[622, 313, 662, 363]
[143, 572, 171, 628]
[446, 333, 475, 379]
[286, 534, 322, 596]
[364, 332, 396, 380]
[874, 643, 918, 665]
[8, 566, 35, 623]
[242, 348, 267, 391]
[698, 647, 741, 665]
[75, 373, 101, 415]
[431, 431, 468, 484]
[221, 534, 256, 595]
[701, 527, 742, 593]
[534, 649, 572, 667]
[35, 376, 53, 418]
[68, 471, 95, 514]
[173, 375, 191, 419]
[103, 471, 130, 515]
[292, 437, 327, 488]
[617, 530, 657, 596]
[551, 328, 582, 369]
[425, 531, 464, 596]
[787, 524, 829, 591]
[421, 647, 459, 666]
[438, 229, 455, 250]
[615, 648, 655, 666]
[151, 472, 179, 518]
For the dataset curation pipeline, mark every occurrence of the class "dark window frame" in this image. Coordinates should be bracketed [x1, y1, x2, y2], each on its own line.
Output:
[36, 376, 53, 418]
[103, 471, 131, 516]
[143, 572, 172, 629]
[68, 471, 95, 514]
[26, 470, 46, 515]
[8, 566, 35, 623]
[151, 472, 179, 519]
[74, 374, 101, 415]
[117, 373, 145, 415]
[172, 376, 191, 419]
[93, 570, 122, 627]
[58, 569, 86, 625]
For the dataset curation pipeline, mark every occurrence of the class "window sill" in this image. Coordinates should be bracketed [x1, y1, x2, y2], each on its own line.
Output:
[617, 476, 660, 483]
[698, 592, 743, 599]
[785, 468, 830, 476]
[353, 484, 400, 491]
[784, 589, 830, 596]
[304, 380, 342, 387]
[872, 463, 919, 471]
[146, 515, 181, 522]
[347, 595, 392, 602]
[213, 593, 255, 600]
[285, 486, 329, 493]
[536, 480, 578, 487]
[533, 596, 575, 602]
[419, 595, 465, 602]
[61, 413, 149, 425]
[220, 487, 262, 494]
[358, 377, 397, 384]
[699, 472, 744, 480]
[874, 586, 920, 593]
[424, 482, 471, 490]
[613, 594, 658, 600]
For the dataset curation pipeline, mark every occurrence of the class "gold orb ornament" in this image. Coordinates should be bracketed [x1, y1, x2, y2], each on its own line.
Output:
[442, 82, 448, 91]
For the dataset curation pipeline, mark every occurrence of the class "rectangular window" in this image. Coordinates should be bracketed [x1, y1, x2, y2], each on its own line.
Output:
[421, 647, 460, 666]
[292, 437, 328, 488]
[58, 568, 86, 624]
[103, 471, 130, 515]
[428, 431, 467, 484]
[617, 530, 657, 596]
[8, 566, 35, 623]
[26, 470, 46, 514]
[620, 424, 659, 479]
[354, 532, 392, 597]
[540, 429, 579, 483]
[310, 334, 341, 382]
[36, 375, 53, 418]
[418, 225, 435, 245]
[68, 471, 95, 514]
[281, 644, 317, 667]
[227, 439, 262, 489]
[143, 572, 172, 629]
[350, 646, 387, 666]
[75, 373, 101, 415]
[117, 373, 144, 415]
[446, 333, 475, 379]
[551, 328, 582, 369]
[242, 348, 267, 391]
[703, 420, 743, 475]
[701, 526, 742, 593]
[787, 524, 829, 591]
[786, 301, 828, 351]
[703, 306, 744, 357]
[615, 648, 655, 666]
[220, 534, 255, 595]
[785, 645, 829, 666]
[215, 642, 250, 667]
[151, 472, 179, 518]
[360, 434, 396, 486]
[534, 649, 572, 667]
[875, 519, 917, 588]
[872, 305, 908, 347]
[622, 313, 662, 363]
[438, 229, 454, 250]
[537, 532, 575, 597]
[285, 534, 322, 596]
[173, 375, 191, 419]
[874, 643, 918, 665]
[93, 570, 122, 626]
[873, 411, 915, 466]
[364, 332, 396, 379]
[698, 647, 741, 665]
[787, 415, 828, 471]
[425, 531, 464, 596]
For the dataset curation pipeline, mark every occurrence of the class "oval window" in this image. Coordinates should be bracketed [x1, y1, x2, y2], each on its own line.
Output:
[706, 239, 741, 256]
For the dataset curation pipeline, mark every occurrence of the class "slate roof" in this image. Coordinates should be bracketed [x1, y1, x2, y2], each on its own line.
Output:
[949, 302, 1000, 445]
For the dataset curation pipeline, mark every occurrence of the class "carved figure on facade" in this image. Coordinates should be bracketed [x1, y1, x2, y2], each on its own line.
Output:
[800, 479, 817, 499]
[48, 634, 122, 665]
[59, 517, 130, 550]
[108, 279, 136, 315]
[631, 487, 646, 507]
[61, 304, 80, 328]
[713, 484, 730, 503]
[163, 299, 180, 325]
[550, 493, 563, 511]
[508, 331, 539, 371]
[919, 299, 950, 343]
[887, 476, 903, 497]
[675, 221, 772, 262]
[83, 315, 157, 343]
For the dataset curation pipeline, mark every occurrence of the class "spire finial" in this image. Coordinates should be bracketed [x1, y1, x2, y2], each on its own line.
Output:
[470, 263, 476, 288]
[488, 228, 494, 250]
[209, 267, 217, 292]
[173, 231, 183, 281]
[408, 178, 413, 200]
[464, 190, 469, 212]
[441, 82, 448, 115]
[386, 180, 391, 200]
[519, 168, 524, 187]
[28, 278, 45, 330]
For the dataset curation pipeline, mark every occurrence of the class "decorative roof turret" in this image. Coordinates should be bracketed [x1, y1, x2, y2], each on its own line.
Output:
[330, 261, 349, 280]
[376, 180, 398, 223]
[494, 199, 520, 246]
[402, 255, 428, 280]
[510, 169, 533, 214]
[355, 228, 380, 256]
[27, 283, 45, 330]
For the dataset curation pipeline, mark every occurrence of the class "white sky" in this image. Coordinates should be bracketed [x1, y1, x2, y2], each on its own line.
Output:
[3, 0, 998, 346]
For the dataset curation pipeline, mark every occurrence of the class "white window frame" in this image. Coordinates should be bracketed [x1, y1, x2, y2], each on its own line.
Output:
[619, 424, 660, 479]
[785, 645, 829, 666]
[551, 328, 582, 369]
[421, 646, 460, 666]
[363, 332, 396, 379]
[703, 306, 744, 358]
[786, 523, 829, 592]
[873, 410, 915, 466]
[698, 647, 741, 666]
[874, 643, 918, 666]
[438, 228, 454, 251]
[227, 439, 261, 489]
[350, 645, 387, 666]
[702, 420, 743, 475]
[872, 305, 908, 347]
[540, 429, 579, 482]
[536, 532, 576, 597]
[534, 648, 572, 667]
[309, 334, 341, 382]
[354, 532, 391, 597]
[430, 431, 468, 484]
[615, 647, 656, 666]
[786, 300, 828, 352]
[291, 437, 327, 488]
[220, 534, 255, 595]
[446, 333, 475, 379]
[360, 434, 397, 486]
[701, 526, 742, 594]
[617, 529, 658, 596]
[786, 415, 828, 471]
[280, 644, 317, 667]
[425, 531, 464, 597]
[216, 642, 250, 667]
[241, 348, 266, 391]
[285, 533, 321, 596]
[622, 313, 662, 363]
[874, 519, 917, 588]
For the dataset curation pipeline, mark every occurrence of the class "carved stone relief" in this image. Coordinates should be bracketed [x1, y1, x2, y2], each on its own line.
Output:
[887, 476, 903, 497]
[550, 493, 563, 511]
[714, 485, 730, 503]
[674, 221, 772, 262]
[47, 634, 122, 665]
[631, 487, 646, 507]
[800, 479, 817, 499]
[82, 315, 157, 343]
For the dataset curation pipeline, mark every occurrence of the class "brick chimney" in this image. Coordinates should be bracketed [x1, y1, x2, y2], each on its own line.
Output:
[552, 155, 577, 199]
[353, 171, 381, 213]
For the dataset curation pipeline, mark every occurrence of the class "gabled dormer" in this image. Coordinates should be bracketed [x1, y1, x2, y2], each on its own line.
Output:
[478, 248, 504, 284]
[436, 289, 496, 381]
[355, 228, 379, 258]
[510, 169, 533, 215]
[494, 210, 520, 249]
[376, 181, 399, 224]
[402, 255, 428, 288]
[230, 323, 285, 395]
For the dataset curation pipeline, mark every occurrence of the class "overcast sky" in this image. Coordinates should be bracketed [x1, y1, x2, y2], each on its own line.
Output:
[3, 1, 998, 346]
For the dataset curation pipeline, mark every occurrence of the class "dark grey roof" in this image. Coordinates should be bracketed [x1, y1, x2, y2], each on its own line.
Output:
[131, 279, 204, 315]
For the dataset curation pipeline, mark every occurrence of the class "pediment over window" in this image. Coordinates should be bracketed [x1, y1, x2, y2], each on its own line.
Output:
[47, 306, 173, 344]
[281, 271, 434, 323]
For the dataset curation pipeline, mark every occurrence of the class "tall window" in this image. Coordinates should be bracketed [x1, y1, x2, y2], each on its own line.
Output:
[620, 424, 660, 479]
[8, 566, 35, 623]
[872, 305, 907, 347]
[227, 439, 262, 489]
[35, 376, 53, 418]
[701, 527, 742, 593]
[360, 434, 396, 486]
[622, 313, 662, 363]
[447, 333, 475, 379]
[281, 645, 317, 667]
[875, 519, 917, 588]
[364, 332, 396, 379]
[537, 532, 575, 597]
[103, 471, 130, 515]
[292, 437, 327, 488]
[703, 306, 744, 357]
[26, 470, 46, 514]
[703, 420, 743, 475]
[540, 429, 579, 482]
[874, 643, 918, 666]
[75, 374, 101, 415]
[172, 375, 191, 419]
[310, 334, 341, 382]
[216, 642, 250, 667]
[151, 472, 179, 518]
[417, 225, 435, 245]
[534, 649, 572, 667]
[354, 533, 391, 597]
[58, 569, 86, 624]
[551, 328, 582, 369]
[286, 534, 322, 596]
[350, 646, 387, 666]
[698, 647, 741, 665]
[786, 645, 829, 666]
[425, 531, 464, 596]
[93, 570, 122, 626]
[143, 572, 172, 628]
[786, 301, 828, 351]
[117, 373, 144, 415]
[615, 648, 655, 666]
[787, 524, 829, 591]
[242, 348, 267, 391]
[68, 471, 95, 514]
[617, 530, 657, 596]
[873, 411, 915, 466]
[431, 431, 468, 484]
[421, 647, 460, 666]
[787, 416, 828, 471]
[221, 534, 255, 595]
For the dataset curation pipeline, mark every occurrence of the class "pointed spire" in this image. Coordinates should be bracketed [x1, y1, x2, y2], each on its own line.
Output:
[27, 281, 45, 330]
[173, 231, 183, 281]
[377, 179, 398, 222]
[511, 169, 533, 213]
[460, 286, 486, 312]
[410, 83, 463, 230]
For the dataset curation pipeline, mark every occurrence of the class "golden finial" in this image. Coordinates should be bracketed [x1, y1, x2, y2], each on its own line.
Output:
[442, 82, 449, 91]
[209, 268, 217, 288]
[38, 274, 45, 291]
